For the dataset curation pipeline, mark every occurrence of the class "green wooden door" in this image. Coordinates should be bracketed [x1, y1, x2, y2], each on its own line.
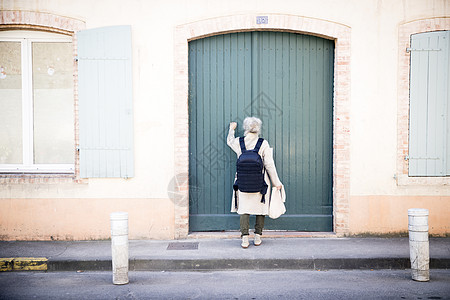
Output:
[188, 31, 334, 231]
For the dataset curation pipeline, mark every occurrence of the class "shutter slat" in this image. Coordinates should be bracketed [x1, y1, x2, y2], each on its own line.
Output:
[409, 31, 449, 176]
[78, 26, 134, 178]
[447, 31, 450, 175]
[428, 33, 446, 175]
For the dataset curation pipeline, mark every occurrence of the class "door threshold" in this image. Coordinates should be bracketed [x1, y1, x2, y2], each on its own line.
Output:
[187, 231, 340, 239]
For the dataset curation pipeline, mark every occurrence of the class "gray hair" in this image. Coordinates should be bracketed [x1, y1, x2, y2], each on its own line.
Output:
[243, 117, 262, 136]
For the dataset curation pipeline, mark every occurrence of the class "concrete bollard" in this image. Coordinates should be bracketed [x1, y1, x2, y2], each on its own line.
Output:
[110, 212, 129, 285]
[408, 208, 429, 282]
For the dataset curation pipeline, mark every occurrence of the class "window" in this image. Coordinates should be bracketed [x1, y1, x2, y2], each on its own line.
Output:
[0, 31, 74, 173]
[409, 31, 450, 177]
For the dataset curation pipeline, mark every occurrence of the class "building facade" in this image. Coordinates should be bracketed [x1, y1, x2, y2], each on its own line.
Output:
[0, 0, 449, 240]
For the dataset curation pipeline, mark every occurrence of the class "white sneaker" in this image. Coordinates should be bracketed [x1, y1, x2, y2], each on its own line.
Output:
[254, 234, 262, 246]
[241, 235, 249, 248]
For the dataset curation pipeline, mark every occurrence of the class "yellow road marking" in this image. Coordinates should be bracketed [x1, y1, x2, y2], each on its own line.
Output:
[0, 258, 14, 271]
[0, 257, 48, 271]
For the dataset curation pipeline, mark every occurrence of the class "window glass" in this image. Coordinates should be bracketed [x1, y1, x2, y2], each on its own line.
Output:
[32, 42, 74, 164]
[0, 41, 23, 164]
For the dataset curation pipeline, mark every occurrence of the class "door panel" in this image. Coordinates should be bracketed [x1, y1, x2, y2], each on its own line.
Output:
[189, 31, 334, 231]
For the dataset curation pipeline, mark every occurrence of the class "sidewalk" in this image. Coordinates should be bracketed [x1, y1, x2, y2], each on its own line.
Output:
[0, 237, 449, 272]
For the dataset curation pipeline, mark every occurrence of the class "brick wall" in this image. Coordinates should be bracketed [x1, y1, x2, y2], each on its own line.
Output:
[174, 14, 352, 238]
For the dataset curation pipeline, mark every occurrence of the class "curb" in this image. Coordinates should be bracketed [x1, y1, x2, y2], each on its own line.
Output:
[45, 258, 450, 272]
[3, 257, 449, 272]
[0, 257, 48, 271]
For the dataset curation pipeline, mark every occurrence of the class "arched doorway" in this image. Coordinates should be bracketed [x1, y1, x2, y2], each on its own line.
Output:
[188, 31, 334, 231]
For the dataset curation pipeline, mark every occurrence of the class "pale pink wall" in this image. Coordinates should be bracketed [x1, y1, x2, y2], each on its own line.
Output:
[0, 198, 174, 240]
[349, 196, 450, 236]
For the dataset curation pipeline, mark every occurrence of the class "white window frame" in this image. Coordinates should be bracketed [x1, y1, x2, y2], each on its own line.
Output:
[0, 31, 74, 174]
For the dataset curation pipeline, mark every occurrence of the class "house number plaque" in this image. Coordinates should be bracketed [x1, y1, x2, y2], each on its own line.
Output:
[256, 16, 268, 24]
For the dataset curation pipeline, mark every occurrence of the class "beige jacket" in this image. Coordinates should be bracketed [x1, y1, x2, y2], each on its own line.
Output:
[227, 128, 283, 215]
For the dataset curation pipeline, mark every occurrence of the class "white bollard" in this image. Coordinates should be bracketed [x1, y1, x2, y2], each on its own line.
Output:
[408, 208, 429, 282]
[110, 212, 129, 285]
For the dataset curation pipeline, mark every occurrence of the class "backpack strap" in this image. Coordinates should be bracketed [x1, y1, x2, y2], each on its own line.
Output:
[254, 138, 264, 152]
[255, 138, 266, 203]
[239, 137, 246, 152]
[233, 184, 239, 209]
[260, 167, 268, 204]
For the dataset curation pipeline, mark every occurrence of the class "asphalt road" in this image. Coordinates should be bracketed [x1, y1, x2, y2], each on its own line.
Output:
[1, 270, 449, 299]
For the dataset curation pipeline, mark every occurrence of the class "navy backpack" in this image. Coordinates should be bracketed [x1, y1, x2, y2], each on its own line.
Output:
[233, 137, 268, 209]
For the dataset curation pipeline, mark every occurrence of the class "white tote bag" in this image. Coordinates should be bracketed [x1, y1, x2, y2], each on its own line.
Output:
[268, 186, 286, 219]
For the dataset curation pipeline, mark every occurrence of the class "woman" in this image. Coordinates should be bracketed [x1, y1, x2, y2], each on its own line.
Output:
[227, 117, 283, 248]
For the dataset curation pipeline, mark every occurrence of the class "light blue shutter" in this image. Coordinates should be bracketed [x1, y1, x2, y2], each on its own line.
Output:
[409, 31, 449, 176]
[77, 26, 134, 178]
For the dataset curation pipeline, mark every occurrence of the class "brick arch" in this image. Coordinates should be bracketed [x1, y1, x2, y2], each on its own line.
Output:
[0, 11, 85, 183]
[174, 14, 351, 238]
[0, 10, 85, 34]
